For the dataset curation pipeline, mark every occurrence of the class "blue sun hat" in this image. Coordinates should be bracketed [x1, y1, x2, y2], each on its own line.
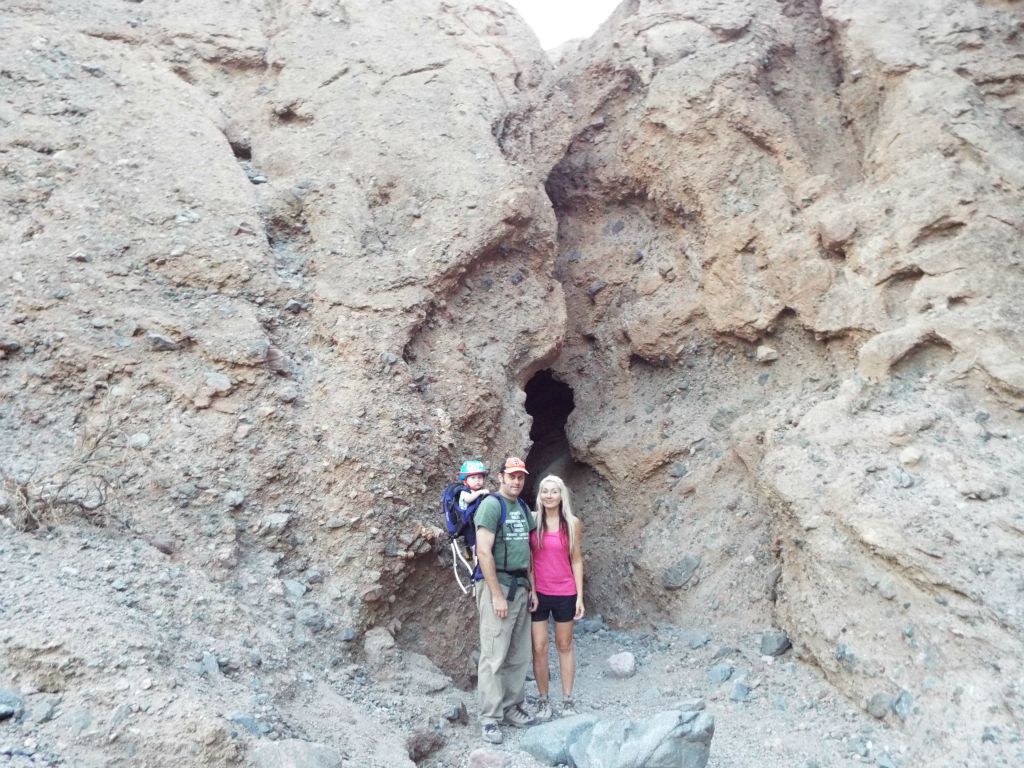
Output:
[458, 459, 488, 480]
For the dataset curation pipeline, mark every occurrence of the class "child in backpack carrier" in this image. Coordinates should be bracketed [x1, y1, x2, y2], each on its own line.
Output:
[458, 459, 490, 512]
[443, 460, 491, 594]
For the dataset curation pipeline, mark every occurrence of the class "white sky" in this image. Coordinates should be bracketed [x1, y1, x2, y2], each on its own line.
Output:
[506, 0, 623, 49]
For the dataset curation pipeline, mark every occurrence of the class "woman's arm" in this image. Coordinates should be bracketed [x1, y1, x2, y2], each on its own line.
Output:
[571, 519, 585, 619]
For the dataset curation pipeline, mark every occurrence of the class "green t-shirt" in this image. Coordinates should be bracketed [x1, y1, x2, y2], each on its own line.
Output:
[475, 494, 535, 584]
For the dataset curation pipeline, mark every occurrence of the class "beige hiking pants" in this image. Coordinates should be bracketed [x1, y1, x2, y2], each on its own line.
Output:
[475, 580, 532, 724]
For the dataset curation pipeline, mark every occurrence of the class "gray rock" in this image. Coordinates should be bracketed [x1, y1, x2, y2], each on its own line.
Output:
[145, 331, 178, 351]
[892, 689, 913, 720]
[260, 513, 292, 536]
[730, 679, 751, 702]
[0, 690, 24, 721]
[568, 710, 714, 768]
[229, 712, 270, 736]
[519, 715, 600, 765]
[29, 698, 59, 724]
[755, 345, 779, 363]
[224, 490, 245, 508]
[297, 605, 326, 632]
[760, 630, 791, 656]
[662, 554, 701, 590]
[127, 433, 150, 449]
[443, 701, 469, 724]
[867, 692, 892, 719]
[283, 579, 308, 600]
[251, 740, 344, 768]
[679, 630, 710, 649]
[285, 299, 304, 313]
[201, 651, 221, 678]
[708, 663, 734, 684]
[607, 651, 636, 679]
[577, 616, 608, 634]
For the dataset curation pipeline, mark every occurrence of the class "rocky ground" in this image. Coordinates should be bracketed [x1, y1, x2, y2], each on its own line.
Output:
[8, 520, 1017, 767]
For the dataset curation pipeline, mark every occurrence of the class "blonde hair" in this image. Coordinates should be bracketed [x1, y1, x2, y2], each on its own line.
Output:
[533, 475, 579, 553]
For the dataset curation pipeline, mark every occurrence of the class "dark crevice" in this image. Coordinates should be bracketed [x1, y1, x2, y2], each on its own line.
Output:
[523, 369, 576, 502]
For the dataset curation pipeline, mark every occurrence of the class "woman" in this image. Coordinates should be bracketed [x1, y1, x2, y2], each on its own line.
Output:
[528, 475, 584, 719]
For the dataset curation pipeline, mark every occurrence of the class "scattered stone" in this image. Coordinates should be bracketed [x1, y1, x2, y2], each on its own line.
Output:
[867, 692, 893, 719]
[760, 630, 791, 657]
[29, 699, 58, 724]
[679, 630, 710, 649]
[898, 446, 922, 466]
[0, 688, 22, 721]
[607, 651, 636, 679]
[577, 616, 608, 634]
[708, 663, 734, 684]
[127, 433, 150, 449]
[296, 605, 326, 633]
[892, 690, 913, 720]
[251, 740, 344, 768]
[201, 651, 221, 678]
[259, 512, 292, 536]
[730, 679, 751, 702]
[283, 579, 308, 600]
[755, 345, 779, 363]
[228, 712, 268, 736]
[443, 702, 469, 724]
[224, 490, 245, 508]
[145, 332, 178, 351]
[285, 299, 304, 313]
[662, 554, 701, 590]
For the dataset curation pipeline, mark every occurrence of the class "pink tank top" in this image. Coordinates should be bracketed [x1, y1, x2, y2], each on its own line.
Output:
[530, 528, 576, 596]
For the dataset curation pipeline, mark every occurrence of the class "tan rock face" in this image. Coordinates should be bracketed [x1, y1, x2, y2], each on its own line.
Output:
[2, 0, 1022, 764]
[542, 0, 1024, 763]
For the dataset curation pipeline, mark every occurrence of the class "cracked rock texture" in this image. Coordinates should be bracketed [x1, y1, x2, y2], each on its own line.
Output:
[1, 0, 1023, 766]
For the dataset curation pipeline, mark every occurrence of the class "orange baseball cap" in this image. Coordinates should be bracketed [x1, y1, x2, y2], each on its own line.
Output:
[502, 457, 529, 475]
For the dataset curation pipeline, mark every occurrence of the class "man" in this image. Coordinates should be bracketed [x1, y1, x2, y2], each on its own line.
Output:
[474, 456, 537, 744]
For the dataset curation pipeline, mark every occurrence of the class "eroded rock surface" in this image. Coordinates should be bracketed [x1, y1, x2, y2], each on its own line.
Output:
[1, 0, 1022, 766]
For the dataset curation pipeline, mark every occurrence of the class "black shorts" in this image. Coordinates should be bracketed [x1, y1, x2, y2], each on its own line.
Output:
[531, 592, 577, 623]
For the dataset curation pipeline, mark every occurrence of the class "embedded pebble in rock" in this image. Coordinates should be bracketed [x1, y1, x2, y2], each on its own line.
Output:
[867, 692, 893, 719]
[755, 345, 779, 363]
[127, 433, 150, 449]
[607, 651, 637, 679]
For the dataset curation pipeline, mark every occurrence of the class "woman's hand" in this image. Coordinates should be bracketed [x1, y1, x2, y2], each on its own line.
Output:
[574, 597, 585, 620]
[529, 590, 538, 612]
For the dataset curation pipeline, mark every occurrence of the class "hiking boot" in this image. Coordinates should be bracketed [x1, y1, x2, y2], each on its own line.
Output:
[481, 722, 503, 744]
[560, 696, 578, 716]
[503, 703, 536, 728]
[534, 695, 552, 722]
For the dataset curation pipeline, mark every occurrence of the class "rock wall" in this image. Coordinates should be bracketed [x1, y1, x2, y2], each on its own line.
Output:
[543, 0, 1024, 763]
[2, 0, 1023, 765]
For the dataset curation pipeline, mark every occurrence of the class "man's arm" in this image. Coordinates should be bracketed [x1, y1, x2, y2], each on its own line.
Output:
[475, 527, 508, 619]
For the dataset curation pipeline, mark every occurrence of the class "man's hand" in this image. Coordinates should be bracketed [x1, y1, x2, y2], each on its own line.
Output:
[492, 592, 508, 618]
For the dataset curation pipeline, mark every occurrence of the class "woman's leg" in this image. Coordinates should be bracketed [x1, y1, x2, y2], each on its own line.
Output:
[553, 620, 576, 697]
[531, 619, 551, 696]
